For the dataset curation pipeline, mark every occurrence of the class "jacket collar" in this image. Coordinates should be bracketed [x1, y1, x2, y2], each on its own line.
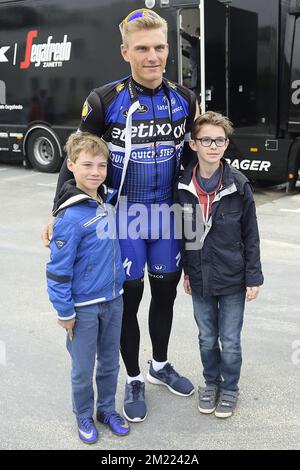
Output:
[178, 158, 249, 195]
[53, 180, 116, 216]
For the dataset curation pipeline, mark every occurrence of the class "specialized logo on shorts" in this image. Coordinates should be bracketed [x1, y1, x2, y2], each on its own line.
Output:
[81, 101, 92, 121]
[123, 258, 133, 277]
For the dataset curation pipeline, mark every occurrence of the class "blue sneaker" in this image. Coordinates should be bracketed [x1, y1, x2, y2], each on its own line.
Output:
[147, 361, 195, 397]
[97, 410, 130, 436]
[123, 381, 147, 423]
[77, 417, 99, 445]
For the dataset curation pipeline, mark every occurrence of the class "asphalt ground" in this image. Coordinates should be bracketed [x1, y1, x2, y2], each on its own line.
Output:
[0, 163, 300, 450]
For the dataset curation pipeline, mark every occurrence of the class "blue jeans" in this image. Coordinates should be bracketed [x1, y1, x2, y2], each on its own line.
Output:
[192, 291, 245, 391]
[66, 296, 123, 418]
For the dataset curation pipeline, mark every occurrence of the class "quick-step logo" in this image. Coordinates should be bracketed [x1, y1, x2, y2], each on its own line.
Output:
[20, 30, 72, 69]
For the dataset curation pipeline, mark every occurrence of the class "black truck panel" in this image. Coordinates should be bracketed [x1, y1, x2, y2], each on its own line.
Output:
[0, 0, 299, 184]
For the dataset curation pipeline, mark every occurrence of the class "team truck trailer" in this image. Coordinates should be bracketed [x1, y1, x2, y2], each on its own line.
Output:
[0, 0, 299, 190]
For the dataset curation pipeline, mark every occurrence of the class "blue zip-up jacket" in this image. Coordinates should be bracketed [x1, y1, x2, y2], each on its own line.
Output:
[47, 181, 125, 320]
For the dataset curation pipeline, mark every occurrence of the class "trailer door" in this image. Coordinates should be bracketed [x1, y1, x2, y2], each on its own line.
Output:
[289, 16, 300, 133]
[177, 0, 227, 113]
[204, 0, 227, 114]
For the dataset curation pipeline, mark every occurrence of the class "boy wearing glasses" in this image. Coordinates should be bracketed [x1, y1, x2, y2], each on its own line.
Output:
[176, 111, 263, 418]
[43, 9, 197, 423]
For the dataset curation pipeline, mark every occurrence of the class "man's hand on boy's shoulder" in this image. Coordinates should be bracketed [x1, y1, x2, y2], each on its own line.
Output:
[246, 286, 260, 302]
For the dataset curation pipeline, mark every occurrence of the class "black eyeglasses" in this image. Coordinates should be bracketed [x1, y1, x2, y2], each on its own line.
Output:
[194, 137, 228, 147]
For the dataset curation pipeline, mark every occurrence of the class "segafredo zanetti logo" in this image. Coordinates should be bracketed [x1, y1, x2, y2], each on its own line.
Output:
[20, 30, 72, 69]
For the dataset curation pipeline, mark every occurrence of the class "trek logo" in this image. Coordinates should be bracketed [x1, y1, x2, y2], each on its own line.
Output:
[20, 30, 72, 69]
[111, 119, 186, 143]
[291, 80, 300, 105]
[0, 46, 10, 62]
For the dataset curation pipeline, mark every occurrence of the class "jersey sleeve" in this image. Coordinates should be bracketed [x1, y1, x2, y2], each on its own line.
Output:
[52, 90, 106, 210]
[79, 90, 105, 137]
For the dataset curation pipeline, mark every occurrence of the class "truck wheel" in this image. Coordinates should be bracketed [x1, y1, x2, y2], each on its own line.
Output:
[26, 129, 62, 173]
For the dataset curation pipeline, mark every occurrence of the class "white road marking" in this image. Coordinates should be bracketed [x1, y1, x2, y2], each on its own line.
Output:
[0, 341, 6, 366]
[261, 238, 300, 250]
[280, 208, 300, 214]
[37, 183, 57, 188]
[2, 172, 41, 182]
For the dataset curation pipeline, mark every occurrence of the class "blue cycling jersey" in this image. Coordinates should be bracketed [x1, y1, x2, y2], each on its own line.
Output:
[51, 77, 196, 278]
[79, 76, 196, 203]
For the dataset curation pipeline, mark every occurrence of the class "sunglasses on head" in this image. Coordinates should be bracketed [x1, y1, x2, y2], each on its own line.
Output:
[122, 8, 160, 25]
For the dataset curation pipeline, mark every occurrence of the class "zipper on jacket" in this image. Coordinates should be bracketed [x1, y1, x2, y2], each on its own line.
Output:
[112, 230, 116, 298]
[151, 94, 158, 204]
[83, 211, 108, 228]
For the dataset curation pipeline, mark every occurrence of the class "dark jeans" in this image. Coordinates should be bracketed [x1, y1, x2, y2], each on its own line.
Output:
[192, 291, 246, 391]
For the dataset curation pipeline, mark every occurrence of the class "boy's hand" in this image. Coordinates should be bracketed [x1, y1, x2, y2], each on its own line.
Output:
[58, 318, 75, 340]
[183, 278, 192, 295]
[246, 286, 260, 302]
[41, 216, 55, 247]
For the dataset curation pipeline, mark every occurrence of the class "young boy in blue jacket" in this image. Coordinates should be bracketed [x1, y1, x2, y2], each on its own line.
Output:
[176, 112, 264, 418]
[47, 132, 129, 444]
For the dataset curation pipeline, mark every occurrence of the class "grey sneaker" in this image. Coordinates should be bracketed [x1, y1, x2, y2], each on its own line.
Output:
[123, 381, 147, 423]
[198, 385, 219, 414]
[215, 390, 239, 418]
[147, 361, 194, 397]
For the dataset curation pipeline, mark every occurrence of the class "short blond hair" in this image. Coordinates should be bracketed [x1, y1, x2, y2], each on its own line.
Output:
[192, 111, 234, 140]
[119, 9, 168, 45]
[65, 132, 109, 163]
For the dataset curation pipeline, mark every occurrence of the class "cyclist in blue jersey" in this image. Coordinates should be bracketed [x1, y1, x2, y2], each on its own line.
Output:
[43, 9, 198, 423]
